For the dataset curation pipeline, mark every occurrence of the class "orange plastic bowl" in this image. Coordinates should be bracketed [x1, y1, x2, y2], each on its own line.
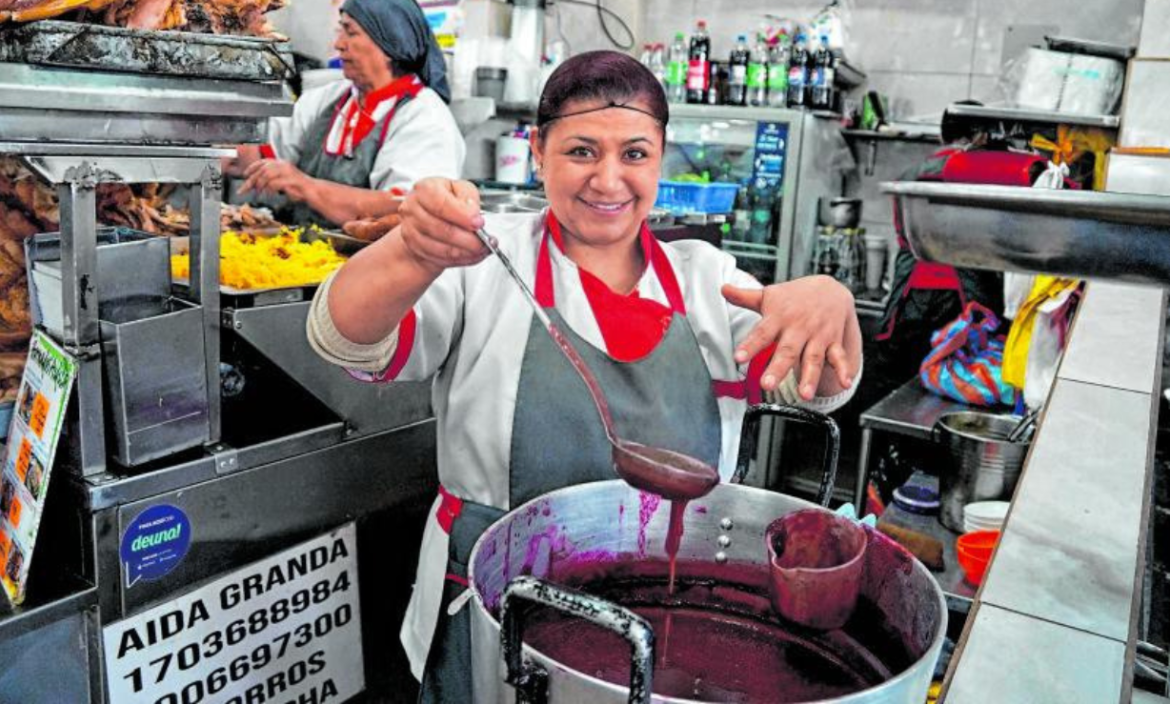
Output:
[956, 530, 1000, 585]
[957, 530, 1000, 561]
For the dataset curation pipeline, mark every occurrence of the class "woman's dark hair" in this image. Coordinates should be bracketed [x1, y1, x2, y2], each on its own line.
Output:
[537, 50, 668, 138]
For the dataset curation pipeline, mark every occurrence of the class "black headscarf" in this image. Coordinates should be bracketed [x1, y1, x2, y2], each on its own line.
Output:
[341, 0, 451, 103]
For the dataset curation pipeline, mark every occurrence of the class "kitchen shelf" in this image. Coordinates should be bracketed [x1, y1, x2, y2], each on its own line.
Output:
[881, 182, 1170, 285]
[723, 240, 779, 261]
[945, 103, 1120, 129]
[841, 129, 941, 144]
[669, 102, 807, 123]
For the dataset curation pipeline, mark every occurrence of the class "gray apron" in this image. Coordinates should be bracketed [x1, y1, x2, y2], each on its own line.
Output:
[265, 81, 419, 227]
[419, 225, 723, 702]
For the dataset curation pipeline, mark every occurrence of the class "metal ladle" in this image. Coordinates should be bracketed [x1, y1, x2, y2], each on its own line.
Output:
[1006, 409, 1039, 443]
[473, 228, 720, 501]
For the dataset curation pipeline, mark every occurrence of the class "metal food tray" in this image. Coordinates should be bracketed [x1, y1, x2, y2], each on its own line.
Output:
[0, 62, 292, 145]
[174, 228, 368, 255]
[0, 20, 294, 81]
[172, 274, 319, 307]
[881, 182, 1170, 286]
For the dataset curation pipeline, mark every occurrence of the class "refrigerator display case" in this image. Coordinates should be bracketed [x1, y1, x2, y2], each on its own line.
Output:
[663, 104, 843, 283]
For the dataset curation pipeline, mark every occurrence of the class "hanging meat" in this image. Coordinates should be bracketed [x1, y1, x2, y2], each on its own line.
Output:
[0, 0, 288, 38]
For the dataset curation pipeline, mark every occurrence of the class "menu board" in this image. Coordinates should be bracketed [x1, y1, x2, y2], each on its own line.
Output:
[0, 331, 77, 606]
[103, 524, 364, 704]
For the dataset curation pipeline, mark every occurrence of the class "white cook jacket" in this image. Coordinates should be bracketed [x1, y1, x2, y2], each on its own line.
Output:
[267, 79, 466, 193]
[321, 212, 860, 679]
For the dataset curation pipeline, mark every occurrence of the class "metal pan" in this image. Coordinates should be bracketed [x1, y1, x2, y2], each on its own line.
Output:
[882, 182, 1170, 286]
[0, 20, 294, 81]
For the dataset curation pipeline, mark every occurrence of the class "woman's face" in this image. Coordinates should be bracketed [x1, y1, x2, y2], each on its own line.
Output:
[334, 14, 394, 92]
[531, 98, 663, 251]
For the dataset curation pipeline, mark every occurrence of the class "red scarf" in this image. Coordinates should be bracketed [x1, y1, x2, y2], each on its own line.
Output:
[326, 74, 423, 157]
[544, 214, 680, 362]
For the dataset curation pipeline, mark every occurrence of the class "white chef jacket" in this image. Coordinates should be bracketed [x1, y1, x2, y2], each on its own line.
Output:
[267, 79, 466, 192]
[307, 211, 860, 679]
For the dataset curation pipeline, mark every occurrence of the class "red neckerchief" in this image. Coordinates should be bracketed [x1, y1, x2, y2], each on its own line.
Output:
[536, 212, 684, 362]
[327, 74, 424, 158]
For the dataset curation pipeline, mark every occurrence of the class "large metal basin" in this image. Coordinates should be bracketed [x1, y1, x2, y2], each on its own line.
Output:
[468, 481, 947, 703]
[881, 182, 1170, 286]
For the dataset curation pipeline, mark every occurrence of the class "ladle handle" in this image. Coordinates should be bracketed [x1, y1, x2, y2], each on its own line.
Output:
[501, 576, 655, 704]
[1006, 409, 1039, 443]
[474, 228, 554, 332]
[732, 404, 840, 507]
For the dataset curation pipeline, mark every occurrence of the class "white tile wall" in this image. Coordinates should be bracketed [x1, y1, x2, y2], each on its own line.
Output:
[1118, 59, 1170, 148]
[845, 139, 940, 227]
[636, 0, 1144, 124]
[1138, 0, 1170, 57]
[548, 0, 643, 55]
[971, 0, 1144, 75]
[968, 73, 1008, 103]
[863, 71, 972, 121]
[847, 5, 977, 74]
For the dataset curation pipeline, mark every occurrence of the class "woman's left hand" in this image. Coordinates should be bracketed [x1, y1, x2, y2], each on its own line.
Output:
[238, 159, 314, 202]
[723, 275, 861, 401]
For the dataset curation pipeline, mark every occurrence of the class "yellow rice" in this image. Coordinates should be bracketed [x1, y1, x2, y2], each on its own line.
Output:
[171, 228, 347, 290]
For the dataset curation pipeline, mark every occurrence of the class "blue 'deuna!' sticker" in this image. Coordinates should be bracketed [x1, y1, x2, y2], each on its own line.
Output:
[120, 504, 192, 588]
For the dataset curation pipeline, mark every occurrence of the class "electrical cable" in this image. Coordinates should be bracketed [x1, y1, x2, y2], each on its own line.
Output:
[554, 0, 635, 51]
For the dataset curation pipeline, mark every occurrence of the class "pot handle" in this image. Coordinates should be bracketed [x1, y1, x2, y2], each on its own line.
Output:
[931, 420, 944, 444]
[501, 576, 655, 704]
[732, 404, 840, 507]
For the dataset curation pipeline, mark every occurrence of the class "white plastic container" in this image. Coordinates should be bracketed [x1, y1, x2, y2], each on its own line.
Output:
[494, 136, 531, 184]
[1014, 48, 1124, 115]
[863, 233, 889, 291]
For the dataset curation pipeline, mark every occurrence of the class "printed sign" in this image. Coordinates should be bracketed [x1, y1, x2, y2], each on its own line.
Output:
[420, 0, 460, 50]
[0, 331, 77, 606]
[751, 121, 789, 191]
[122, 504, 193, 588]
[103, 523, 363, 704]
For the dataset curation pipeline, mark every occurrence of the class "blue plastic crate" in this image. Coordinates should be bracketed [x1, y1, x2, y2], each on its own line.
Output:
[655, 181, 740, 215]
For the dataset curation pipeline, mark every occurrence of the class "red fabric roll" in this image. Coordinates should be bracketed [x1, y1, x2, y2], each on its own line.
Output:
[941, 150, 1047, 186]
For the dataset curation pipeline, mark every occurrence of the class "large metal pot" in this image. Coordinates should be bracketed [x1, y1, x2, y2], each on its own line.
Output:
[468, 480, 947, 703]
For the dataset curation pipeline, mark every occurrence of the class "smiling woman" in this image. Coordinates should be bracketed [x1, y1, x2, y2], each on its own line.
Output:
[529, 53, 668, 294]
[306, 50, 863, 702]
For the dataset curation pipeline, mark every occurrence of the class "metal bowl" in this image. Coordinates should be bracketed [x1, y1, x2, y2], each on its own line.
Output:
[881, 182, 1170, 285]
[480, 191, 548, 214]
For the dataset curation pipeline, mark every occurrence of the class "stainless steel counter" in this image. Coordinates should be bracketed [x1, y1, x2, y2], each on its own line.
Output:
[943, 282, 1166, 703]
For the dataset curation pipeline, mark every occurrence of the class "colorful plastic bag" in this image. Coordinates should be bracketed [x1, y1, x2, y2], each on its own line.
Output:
[919, 303, 1017, 408]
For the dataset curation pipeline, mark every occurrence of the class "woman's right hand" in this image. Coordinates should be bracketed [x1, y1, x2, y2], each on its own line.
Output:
[393, 178, 491, 275]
